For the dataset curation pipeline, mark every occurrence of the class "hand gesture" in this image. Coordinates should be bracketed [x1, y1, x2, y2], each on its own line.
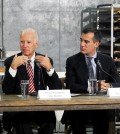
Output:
[35, 54, 53, 71]
[11, 55, 28, 70]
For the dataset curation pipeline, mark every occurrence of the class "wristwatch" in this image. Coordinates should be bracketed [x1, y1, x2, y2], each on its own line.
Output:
[47, 68, 54, 72]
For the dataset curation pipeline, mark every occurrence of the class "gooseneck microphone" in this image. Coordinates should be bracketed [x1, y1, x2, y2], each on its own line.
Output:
[94, 58, 117, 83]
[35, 60, 41, 69]
[35, 60, 46, 90]
[94, 58, 102, 69]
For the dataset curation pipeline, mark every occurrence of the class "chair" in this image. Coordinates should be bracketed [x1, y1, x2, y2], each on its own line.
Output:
[57, 72, 66, 89]
[54, 72, 66, 133]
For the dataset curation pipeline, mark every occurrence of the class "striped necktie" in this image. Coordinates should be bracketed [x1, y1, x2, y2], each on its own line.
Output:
[86, 57, 95, 79]
[27, 60, 35, 94]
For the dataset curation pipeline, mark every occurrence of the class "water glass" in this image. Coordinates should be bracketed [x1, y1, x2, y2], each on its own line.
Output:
[20, 80, 29, 97]
[89, 79, 97, 95]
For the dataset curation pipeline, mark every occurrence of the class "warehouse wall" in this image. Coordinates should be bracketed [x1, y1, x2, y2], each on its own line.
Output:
[0, 0, 120, 71]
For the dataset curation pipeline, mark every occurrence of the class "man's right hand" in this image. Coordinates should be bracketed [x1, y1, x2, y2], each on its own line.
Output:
[11, 55, 28, 70]
[101, 80, 111, 90]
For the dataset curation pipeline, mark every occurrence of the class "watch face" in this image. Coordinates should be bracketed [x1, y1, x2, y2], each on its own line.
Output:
[47, 68, 53, 72]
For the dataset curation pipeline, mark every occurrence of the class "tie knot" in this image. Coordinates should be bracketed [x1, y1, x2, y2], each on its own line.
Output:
[86, 57, 93, 63]
[87, 57, 93, 60]
[27, 60, 31, 64]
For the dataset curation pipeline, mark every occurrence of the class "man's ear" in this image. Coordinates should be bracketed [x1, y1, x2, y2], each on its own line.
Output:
[95, 41, 100, 48]
[35, 42, 39, 48]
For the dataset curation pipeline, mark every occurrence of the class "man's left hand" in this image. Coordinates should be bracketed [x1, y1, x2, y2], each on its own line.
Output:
[35, 54, 53, 71]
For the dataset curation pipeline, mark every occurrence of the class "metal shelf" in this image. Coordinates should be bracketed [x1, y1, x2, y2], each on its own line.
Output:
[81, 5, 120, 74]
[97, 4, 120, 73]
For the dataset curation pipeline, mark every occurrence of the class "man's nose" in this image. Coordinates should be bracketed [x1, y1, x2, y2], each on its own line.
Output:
[80, 41, 85, 46]
[23, 42, 28, 47]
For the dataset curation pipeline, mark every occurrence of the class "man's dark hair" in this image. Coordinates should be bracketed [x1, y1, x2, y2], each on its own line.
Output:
[82, 28, 102, 43]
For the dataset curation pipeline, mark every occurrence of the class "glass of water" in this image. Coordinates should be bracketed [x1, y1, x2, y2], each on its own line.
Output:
[20, 80, 29, 98]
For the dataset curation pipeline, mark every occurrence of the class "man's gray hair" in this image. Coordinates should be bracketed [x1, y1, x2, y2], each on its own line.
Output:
[20, 28, 39, 43]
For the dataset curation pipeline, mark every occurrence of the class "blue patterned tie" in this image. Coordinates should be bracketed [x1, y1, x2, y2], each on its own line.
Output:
[86, 57, 95, 79]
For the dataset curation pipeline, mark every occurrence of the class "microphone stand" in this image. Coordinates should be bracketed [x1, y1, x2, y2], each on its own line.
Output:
[35, 60, 46, 90]
[38, 67, 41, 91]
[97, 65, 101, 92]
[35, 61, 41, 90]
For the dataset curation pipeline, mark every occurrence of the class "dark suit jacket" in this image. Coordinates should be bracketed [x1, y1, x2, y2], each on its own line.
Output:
[2, 52, 62, 94]
[66, 52, 120, 93]
[2, 52, 62, 133]
[61, 52, 120, 124]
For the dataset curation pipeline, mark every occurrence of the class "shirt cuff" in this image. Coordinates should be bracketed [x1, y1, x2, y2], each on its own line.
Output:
[47, 68, 54, 76]
[9, 67, 17, 77]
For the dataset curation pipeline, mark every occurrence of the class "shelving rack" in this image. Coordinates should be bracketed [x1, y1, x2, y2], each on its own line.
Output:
[97, 4, 120, 75]
[81, 7, 97, 32]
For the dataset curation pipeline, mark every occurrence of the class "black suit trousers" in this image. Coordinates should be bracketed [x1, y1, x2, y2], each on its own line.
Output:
[3, 111, 56, 134]
[62, 110, 109, 134]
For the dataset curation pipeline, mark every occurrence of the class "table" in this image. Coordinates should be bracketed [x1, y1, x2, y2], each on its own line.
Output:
[0, 94, 119, 134]
[0, 94, 120, 112]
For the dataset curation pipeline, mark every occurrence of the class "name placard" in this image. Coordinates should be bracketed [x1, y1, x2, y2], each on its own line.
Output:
[107, 88, 120, 97]
[37, 89, 71, 100]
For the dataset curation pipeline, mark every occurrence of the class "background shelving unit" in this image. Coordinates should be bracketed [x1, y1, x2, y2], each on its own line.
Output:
[97, 4, 120, 75]
[81, 7, 97, 32]
[96, 4, 120, 133]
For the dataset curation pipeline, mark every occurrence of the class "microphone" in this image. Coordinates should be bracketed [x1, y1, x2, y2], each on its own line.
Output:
[94, 58, 117, 83]
[35, 60, 46, 90]
[35, 60, 41, 69]
[94, 58, 102, 69]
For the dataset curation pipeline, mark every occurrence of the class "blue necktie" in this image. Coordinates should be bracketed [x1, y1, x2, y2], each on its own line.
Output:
[86, 57, 95, 79]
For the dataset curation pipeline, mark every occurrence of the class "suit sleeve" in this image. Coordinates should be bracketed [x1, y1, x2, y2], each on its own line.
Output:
[98, 54, 120, 87]
[109, 58, 120, 87]
[2, 57, 19, 94]
[42, 57, 62, 89]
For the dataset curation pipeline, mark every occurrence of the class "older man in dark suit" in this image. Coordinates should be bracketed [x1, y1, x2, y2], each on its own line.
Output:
[62, 28, 120, 134]
[2, 28, 62, 134]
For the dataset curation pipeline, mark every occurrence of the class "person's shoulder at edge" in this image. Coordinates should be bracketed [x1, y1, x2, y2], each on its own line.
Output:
[97, 52, 115, 65]
[97, 52, 113, 60]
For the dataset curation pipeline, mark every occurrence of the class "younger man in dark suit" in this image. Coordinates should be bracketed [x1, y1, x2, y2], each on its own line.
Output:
[2, 28, 62, 134]
[62, 28, 120, 134]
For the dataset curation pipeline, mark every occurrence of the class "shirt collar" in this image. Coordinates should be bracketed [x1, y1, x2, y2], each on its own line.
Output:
[85, 53, 97, 58]
[30, 53, 35, 63]
[22, 53, 35, 63]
